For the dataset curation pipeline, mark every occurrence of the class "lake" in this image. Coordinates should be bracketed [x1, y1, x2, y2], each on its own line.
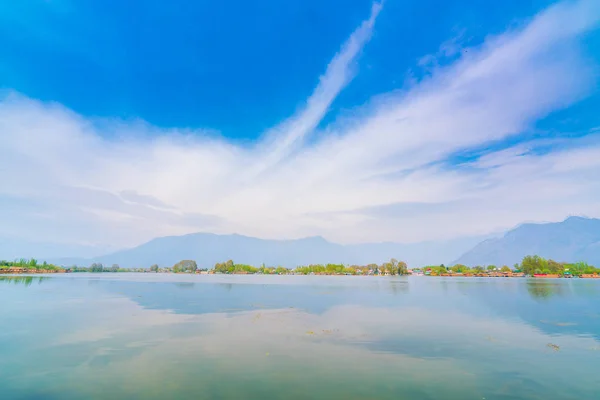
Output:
[1, 274, 599, 399]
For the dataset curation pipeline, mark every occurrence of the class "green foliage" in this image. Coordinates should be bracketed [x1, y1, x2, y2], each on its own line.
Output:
[564, 261, 598, 275]
[212, 260, 290, 275]
[450, 264, 469, 273]
[518, 255, 599, 276]
[0, 259, 62, 272]
[293, 259, 409, 276]
[4, 253, 597, 278]
[90, 263, 104, 273]
[172, 260, 198, 273]
[520, 255, 547, 276]
[428, 266, 448, 275]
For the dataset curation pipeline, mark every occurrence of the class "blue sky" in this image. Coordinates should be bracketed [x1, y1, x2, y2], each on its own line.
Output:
[1, 0, 600, 253]
[2, 0, 570, 138]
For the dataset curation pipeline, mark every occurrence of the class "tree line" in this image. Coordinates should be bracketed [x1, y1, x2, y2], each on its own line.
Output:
[3, 255, 599, 277]
[417, 255, 599, 277]
[69, 260, 203, 273]
[62, 258, 410, 275]
[0, 258, 61, 272]
[518, 256, 598, 276]
[212, 258, 409, 275]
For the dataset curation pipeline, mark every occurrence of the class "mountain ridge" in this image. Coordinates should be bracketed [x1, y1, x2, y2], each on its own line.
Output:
[47, 232, 491, 269]
[453, 216, 600, 266]
[14, 216, 600, 269]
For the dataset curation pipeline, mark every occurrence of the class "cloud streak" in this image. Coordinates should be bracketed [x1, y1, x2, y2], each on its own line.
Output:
[1, 0, 600, 249]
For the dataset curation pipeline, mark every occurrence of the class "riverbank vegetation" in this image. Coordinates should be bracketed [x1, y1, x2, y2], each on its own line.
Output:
[2, 255, 598, 278]
[0, 259, 63, 273]
[418, 255, 599, 278]
[211, 258, 409, 276]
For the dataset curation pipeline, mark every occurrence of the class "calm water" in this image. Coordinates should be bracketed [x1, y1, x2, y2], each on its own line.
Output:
[1, 274, 599, 400]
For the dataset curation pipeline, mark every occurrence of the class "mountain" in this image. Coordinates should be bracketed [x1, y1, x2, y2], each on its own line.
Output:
[47, 232, 490, 269]
[453, 216, 600, 267]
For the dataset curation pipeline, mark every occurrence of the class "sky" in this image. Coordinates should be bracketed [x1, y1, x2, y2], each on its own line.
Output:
[1, 0, 600, 253]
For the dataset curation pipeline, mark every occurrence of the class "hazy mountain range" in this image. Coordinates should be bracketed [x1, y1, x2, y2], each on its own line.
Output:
[3, 216, 599, 269]
[453, 216, 600, 267]
[45, 234, 492, 269]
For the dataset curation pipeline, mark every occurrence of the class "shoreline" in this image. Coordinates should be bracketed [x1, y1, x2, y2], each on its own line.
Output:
[2, 270, 599, 278]
[0, 269, 65, 274]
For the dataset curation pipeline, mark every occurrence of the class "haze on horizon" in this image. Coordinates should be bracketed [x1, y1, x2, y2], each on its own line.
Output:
[1, 0, 600, 255]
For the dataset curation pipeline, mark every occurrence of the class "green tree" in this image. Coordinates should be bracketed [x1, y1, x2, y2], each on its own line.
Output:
[520, 255, 548, 276]
[546, 260, 564, 274]
[173, 260, 197, 273]
[451, 264, 469, 273]
[397, 261, 408, 275]
[90, 263, 104, 273]
[214, 260, 236, 274]
[275, 266, 289, 275]
[150, 264, 159, 272]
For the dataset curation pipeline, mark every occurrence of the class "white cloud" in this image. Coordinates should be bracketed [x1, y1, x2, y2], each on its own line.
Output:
[1, 0, 600, 249]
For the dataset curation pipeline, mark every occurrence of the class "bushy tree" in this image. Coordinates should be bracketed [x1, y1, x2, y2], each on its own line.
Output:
[90, 263, 104, 273]
[520, 255, 548, 275]
[173, 260, 197, 273]
[451, 264, 469, 273]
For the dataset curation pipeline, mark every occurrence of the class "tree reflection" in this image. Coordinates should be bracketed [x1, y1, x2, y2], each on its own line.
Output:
[526, 281, 565, 300]
[388, 281, 410, 295]
[175, 282, 195, 289]
[219, 283, 234, 292]
[0, 276, 48, 286]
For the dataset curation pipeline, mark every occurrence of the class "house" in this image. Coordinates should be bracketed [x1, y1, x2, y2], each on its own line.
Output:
[533, 274, 560, 278]
[581, 274, 600, 279]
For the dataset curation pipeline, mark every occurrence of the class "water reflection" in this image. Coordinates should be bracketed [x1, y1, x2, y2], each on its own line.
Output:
[220, 282, 233, 291]
[1, 275, 599, 400]
[0, 275, 48, 286]
[526, 281, 567, 300]
[5, 298, 600, 399]
[175, 282, 195, 289]
[387, 279, 410, 295]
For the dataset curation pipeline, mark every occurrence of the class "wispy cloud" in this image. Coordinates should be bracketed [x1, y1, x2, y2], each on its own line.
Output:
[1, 0, 600, 248]
[251, 1, 383, 176]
